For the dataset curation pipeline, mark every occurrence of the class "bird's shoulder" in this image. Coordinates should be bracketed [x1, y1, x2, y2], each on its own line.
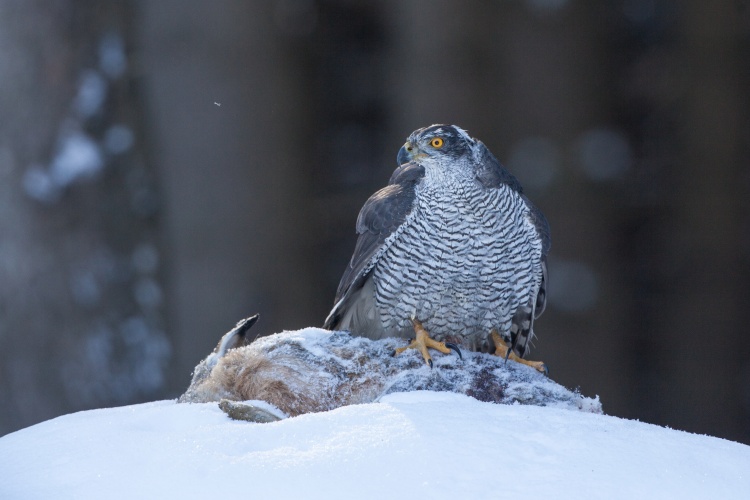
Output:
[473, 139, 523, 193]
[356, 163, 424, 235]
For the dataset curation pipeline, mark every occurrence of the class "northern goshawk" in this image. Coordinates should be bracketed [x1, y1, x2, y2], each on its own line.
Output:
[324, 124, 549, 372]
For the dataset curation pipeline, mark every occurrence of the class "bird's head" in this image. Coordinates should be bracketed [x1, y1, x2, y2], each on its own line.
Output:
[397, 124, 477, 166]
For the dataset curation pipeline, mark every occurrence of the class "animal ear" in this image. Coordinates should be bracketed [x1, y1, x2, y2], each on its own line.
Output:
[215, 314, 260, 356]
[235, 314, 259, 340]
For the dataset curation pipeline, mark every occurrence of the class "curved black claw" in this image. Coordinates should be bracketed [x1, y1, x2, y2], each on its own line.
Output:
[445, 342, 463, 360]
[391, 349, 397, 357]
[541, 363, 549, 377]
[428, 358, 433, 369]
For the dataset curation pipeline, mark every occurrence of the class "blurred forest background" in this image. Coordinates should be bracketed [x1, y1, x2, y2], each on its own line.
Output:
[1, 0, 749, 445]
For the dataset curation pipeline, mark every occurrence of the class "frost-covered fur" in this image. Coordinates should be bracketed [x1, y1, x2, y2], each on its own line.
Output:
[179, 318, 601, 417]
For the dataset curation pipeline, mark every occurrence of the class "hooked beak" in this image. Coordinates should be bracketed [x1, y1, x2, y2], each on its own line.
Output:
[397, 142, 425, 165]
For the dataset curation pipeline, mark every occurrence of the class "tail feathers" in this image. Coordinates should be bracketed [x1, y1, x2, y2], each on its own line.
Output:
[535, 262, 548, 319]
[509, 304, 534, 358]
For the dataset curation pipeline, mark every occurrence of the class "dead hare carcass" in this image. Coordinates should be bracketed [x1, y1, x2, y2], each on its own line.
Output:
[178, 315, 600, 422]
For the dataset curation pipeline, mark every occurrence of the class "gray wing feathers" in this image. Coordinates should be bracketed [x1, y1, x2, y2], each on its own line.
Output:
[523, 195, 551, 257]
[511, 195, 551, 357]
[324, 163, 424, 330]
[523, 194, 550, 318]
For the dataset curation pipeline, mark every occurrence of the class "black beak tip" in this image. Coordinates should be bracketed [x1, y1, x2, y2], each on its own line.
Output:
[397, 145, 410, 166]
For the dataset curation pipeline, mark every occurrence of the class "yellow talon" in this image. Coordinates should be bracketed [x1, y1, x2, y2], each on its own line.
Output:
[393, 318, 453, 368]
[491, 330, 547, 374]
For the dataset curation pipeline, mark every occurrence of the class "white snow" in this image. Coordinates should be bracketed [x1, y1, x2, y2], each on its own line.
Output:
[50, 131, 104, 186]
[22, 130, 104, 204]
[1, 391, 748, 500]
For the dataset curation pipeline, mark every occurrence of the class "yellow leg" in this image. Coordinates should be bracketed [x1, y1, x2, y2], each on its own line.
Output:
[393, 318, 458, 368]
[491, 330, 548, 375]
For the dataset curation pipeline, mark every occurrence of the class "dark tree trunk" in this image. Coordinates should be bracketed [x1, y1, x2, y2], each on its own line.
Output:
[653, 0, 750, 440]
[0, 0, 168, 434]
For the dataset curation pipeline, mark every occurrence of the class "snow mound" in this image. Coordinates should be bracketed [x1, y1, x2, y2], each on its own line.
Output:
[1, 392, 749, 499]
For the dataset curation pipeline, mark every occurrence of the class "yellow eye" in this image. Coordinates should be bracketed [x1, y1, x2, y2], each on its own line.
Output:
[430, 137, 444, 148]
